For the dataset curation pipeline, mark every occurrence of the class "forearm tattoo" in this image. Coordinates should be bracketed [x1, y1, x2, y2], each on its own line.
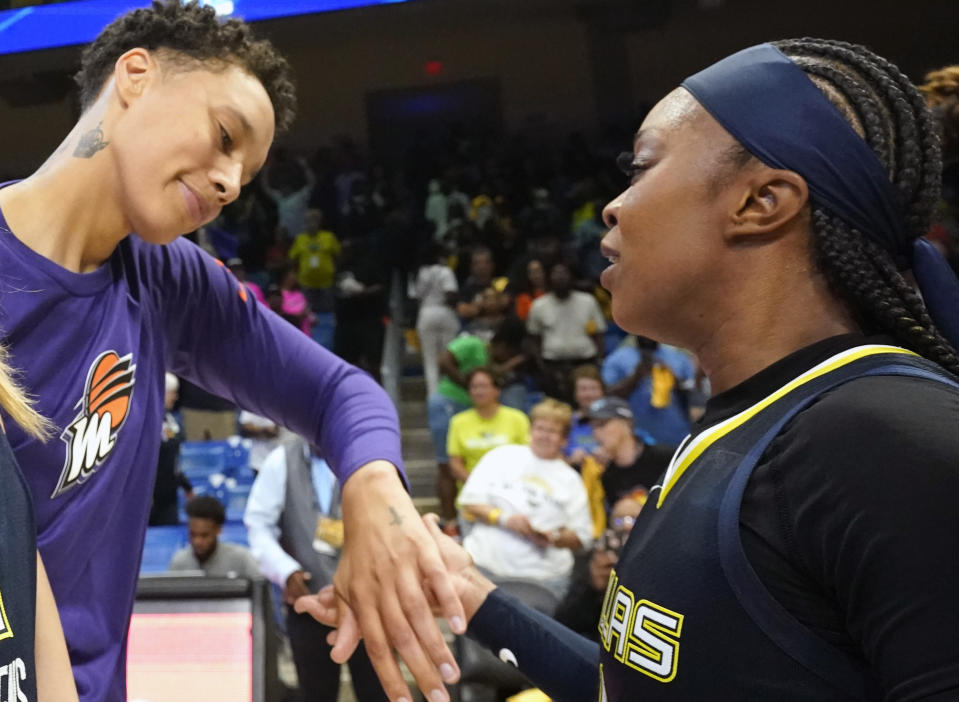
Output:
[74, 121, 109, 158]
[388, 506, 404, 526]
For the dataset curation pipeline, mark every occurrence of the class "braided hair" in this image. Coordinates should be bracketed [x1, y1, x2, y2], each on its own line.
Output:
[757, 39, 959, 375]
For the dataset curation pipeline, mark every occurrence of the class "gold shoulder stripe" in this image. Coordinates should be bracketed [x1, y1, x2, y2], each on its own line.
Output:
[657, 345, 917, 507]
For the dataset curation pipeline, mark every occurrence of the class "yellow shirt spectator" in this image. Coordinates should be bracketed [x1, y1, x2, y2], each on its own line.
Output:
[447, 406, 530, 475]
[289, 229, 340, 289]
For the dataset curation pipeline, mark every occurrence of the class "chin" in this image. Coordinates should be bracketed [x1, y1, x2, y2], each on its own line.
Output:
[132, 220, 189, 246]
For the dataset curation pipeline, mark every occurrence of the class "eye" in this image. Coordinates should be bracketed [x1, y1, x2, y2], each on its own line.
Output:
[616, 151, 650, 185]
[219, 124, 234, 152]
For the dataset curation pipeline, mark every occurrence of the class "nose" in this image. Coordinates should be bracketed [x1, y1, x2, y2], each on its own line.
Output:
[602, 194, 622, 229]
[211, 159, 242, 205]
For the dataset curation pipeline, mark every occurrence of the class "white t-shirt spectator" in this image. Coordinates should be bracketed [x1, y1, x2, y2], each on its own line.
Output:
[238, 410, 291, 472]
[409, 264, 458, 310]
[458, 444, 593, 582]
[527, 291, 606, 360]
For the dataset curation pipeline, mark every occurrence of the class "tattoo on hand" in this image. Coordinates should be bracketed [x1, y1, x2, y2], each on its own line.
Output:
[74, 121, 109, 158]
[389, 506, 404, 526]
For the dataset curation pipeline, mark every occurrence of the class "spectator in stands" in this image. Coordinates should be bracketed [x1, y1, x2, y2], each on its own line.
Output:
[266, 283, 286, 319]
[572, 197, 611, 283]
[527, 261, 606, 402]
[226, 257, 266, 304]
[425, 179, 449, 241]
[553, 493, 645, 639]
[511, 258, 547, 321]
[169, 496, 259, 578]
[582, 397, 673, 533]
[409, 242, 460, 399]
[464, 285, 509, 343]
[245, 438, 388, 702]
[447, 367, 531, 484]
[602, 335, 696, 445]
[428, 332, 489, 520]
[261, 154, 316, 242]
[279, 266, 312, 336]
[457, 399, 593, 600]
[456, 246, 496, 321]
[489, 316, 530, 411]
[177, 378, 237, 442]
[149, 373, 192, 526]
[333, 238, 387, 382]
[517, 187, 563, 240]
[565, 364, 605, 469]
[238, 410, 286, 473]
[288, 208, 341, 315]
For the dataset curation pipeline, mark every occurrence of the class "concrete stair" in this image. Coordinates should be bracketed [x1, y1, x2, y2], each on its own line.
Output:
[398, 376, 441, 516]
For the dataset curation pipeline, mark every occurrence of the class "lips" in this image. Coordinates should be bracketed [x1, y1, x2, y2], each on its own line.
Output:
[600, 242, 620, 265]
[178, 180, 213, 227]
[599, 242, 620, 290]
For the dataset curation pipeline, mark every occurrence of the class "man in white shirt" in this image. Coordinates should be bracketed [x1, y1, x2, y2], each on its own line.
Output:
[527, 262, 606, 402]
[244, 438, 388, 702]
[457, 399, 594, 601]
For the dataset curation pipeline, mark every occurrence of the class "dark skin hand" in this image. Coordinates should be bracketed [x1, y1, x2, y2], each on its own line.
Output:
[438, 350, 469, 389]
[285, 569, 312, 604]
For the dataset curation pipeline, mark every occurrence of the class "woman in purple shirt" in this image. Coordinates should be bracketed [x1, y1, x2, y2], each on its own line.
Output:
[0, 3, 462, 701]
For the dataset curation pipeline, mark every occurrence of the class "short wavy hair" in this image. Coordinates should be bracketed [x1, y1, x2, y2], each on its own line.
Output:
[75, 0, 296, 132]
[529, 398, 573, 436]
[185, 495, 226, 525]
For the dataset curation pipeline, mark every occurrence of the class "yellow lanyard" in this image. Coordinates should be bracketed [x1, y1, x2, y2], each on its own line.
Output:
[656, 345, 917, 508]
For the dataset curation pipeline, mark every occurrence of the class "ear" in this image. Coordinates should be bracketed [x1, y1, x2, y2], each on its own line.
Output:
[113, 48, 157, 107]
[724, 168, 809, 242]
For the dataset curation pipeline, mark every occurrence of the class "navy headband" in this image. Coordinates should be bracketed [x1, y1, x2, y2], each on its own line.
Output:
[681, 43, 905, 257]
[682, 43, 959, 351]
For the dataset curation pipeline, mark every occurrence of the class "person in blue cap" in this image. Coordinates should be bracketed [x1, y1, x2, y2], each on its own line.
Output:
[302, 38, 959, 701]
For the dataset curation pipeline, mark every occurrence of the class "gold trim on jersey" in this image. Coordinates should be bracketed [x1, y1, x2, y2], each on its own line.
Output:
[656, 345, 917, 508]
[0, 587, 13, 641]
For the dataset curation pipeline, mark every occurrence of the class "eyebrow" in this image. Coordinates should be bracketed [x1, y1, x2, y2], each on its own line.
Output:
[222, 105, 253, 137]
[633, 128, 653, 148]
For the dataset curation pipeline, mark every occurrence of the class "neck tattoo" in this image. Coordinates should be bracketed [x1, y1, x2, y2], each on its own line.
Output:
[74, 121, 109, 158]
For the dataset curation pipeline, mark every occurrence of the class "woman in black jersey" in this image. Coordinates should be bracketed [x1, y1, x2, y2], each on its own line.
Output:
[0, 349, 77, 701]
[302, 38, 959, 701]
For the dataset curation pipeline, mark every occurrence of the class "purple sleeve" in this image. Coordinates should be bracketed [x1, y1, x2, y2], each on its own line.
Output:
[154, 238, 406, 486]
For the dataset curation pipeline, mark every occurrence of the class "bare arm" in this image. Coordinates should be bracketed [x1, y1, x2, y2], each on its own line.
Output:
[438, 350, 468, 389]
[35, 553, 78, 702]
[448, 455, 469, 483]
[459, 503, 550, 549]
[591, 334, 605, 361]
[549, 528, 583, 551]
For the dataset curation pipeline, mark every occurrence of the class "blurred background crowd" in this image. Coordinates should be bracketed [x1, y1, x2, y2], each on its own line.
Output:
[1, 0, 957, 700]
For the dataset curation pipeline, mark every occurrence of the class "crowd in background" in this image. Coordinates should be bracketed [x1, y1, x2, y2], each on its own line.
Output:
[147, 120, 713, 699]
[140, 64, 959, 699]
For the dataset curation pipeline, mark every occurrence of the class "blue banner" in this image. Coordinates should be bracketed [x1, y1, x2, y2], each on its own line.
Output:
[0, 0, 411, 55]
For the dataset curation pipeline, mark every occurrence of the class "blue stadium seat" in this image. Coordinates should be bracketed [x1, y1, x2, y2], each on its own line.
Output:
[224, 483, 253, 522]
[220, 522, 250, 548]
[179, 441, 228, 482]
[140, 525, 187, 574]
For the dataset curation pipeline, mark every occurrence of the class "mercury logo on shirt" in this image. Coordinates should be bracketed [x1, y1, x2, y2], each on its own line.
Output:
[52, 351, 136, 498]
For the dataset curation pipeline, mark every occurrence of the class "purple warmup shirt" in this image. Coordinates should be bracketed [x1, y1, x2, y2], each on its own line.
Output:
[0, 202, 405, 702]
